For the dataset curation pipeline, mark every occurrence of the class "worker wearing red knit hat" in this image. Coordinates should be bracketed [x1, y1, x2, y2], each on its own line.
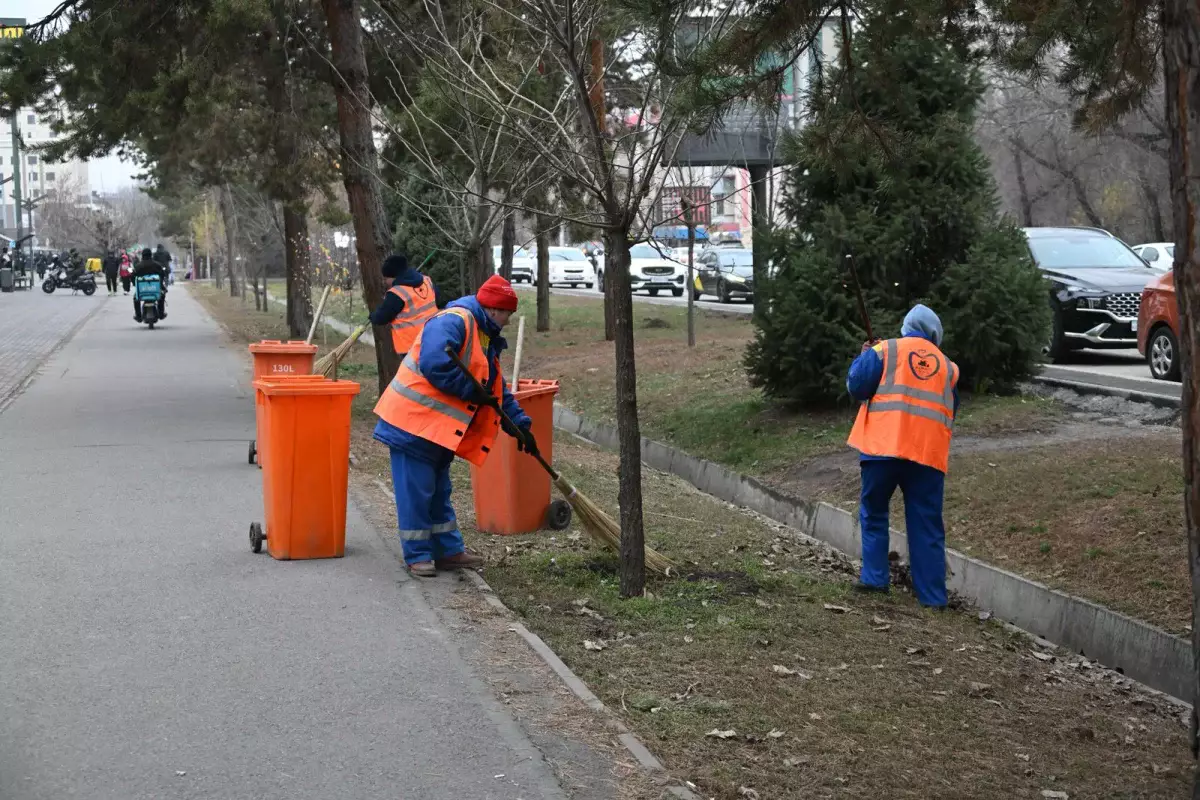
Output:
[373, 274, 536, 577]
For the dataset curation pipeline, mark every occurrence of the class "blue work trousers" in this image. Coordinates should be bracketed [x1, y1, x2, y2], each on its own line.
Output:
[389, 447, 465, 565]
[858, 458, 947, 608]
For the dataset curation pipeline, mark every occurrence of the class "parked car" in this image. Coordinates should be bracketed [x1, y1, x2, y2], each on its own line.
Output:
[533, 247, 594, 289]
[491, 245, 535, 283]
[1138, 270, 1180, 381]
[596, 242, 685, 296]
[1132, 242, 1175, 272]
[1022, 226, 1159, 361]
[694, 247, 754, 302]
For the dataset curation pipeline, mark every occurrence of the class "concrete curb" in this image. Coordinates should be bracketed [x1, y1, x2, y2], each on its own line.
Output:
[1031, 374, 1181, 409]
[552, 404, 1193, 703]
[367, 478, 701, 799]
[459, 569, 702, 800]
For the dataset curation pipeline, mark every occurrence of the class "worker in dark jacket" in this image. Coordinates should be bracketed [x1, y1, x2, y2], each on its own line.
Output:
[369, 253, 444, 362]
[132, 248, 168, 322]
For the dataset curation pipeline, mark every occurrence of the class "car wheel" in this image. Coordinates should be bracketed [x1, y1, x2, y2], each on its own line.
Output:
[1044, 301, 1071, 363]
[1148, 326, 1182, 381]
[718, 280, 732, 303]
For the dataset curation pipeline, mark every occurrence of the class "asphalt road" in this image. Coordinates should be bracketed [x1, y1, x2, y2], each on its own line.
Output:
[1040, 348, 1181, 401]
[0, 287, 567, 800]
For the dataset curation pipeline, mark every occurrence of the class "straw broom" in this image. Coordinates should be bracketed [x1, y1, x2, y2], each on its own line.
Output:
[445, 345, 673, 575]
[314, 323, 368, 377]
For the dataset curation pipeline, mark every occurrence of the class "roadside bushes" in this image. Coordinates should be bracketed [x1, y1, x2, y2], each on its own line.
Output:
[746, 0, 1049, 406]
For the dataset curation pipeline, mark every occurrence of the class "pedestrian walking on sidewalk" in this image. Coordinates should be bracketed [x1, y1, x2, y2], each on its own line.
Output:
[102, 249, 120, 295]
[369, 253, 443, 368]
[372, 275, 538, 578]
[119, 252, 132, 294]
[846, 304, 959, 608]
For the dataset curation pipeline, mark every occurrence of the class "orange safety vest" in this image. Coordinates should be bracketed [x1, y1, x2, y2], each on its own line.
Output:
[386, 276, 438, 355]
[373, 307, 503, 466]
[847, 337, 959, 473]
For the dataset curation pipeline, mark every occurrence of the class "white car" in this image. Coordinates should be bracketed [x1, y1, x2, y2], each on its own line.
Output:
[491, 245, 535, 283]
[532, 247, 594, 288]
[1132, 242, 1175, 272]
[596, 242, 685, 297]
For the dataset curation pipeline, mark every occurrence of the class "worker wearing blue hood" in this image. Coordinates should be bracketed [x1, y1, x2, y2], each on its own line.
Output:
[845, 304, 959, 607]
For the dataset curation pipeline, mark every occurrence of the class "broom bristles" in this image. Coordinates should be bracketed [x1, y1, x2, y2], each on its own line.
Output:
[553, 474, 673, 575]
[315, 324, 368, 377]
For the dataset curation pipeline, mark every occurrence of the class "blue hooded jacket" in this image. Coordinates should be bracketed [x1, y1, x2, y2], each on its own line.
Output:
[374, 295, 531, 462]
[846, 304, 958, 462]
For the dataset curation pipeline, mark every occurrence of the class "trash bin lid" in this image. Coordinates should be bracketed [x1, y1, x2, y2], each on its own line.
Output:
[254, 378, 361, 397]
[248, 339, 319, 355]
[513, 379, 560, 401]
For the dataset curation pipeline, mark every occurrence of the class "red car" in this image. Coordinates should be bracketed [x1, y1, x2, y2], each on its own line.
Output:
[1138, 270, 1180, 381]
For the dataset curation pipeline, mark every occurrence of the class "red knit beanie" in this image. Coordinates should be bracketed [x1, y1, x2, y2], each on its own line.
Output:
[476, 274, 519, 312]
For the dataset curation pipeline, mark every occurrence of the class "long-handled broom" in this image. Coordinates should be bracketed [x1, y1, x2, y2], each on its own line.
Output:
[445, 346, 673, 575]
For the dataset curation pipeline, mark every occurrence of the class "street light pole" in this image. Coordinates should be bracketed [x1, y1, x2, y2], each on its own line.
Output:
[10, 117, 22, 261]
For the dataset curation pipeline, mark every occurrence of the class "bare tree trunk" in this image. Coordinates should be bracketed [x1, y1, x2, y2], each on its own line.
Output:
[500, 213, 516, 281]
[468, 200, 492, 292]
[749, 165, 769, 321]
[283, 207, 315, 338]
[607, 234, 646, 598]
[686, 217, 696, 348]
[1012, 144, 1035, 227]
[1069, 172, 1105, 228]
[602, 230, 615, 342]
[536, 215, 551, 332]
[219, 185, 239, 297]
[1138, 167, 1168, 242]
[1162, 1, 1200, 788]
[322, 0, 398, 392]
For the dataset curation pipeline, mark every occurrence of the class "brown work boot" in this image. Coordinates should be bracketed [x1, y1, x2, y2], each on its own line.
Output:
[435, 551, 485, 571]
[408, 561, 436, 578]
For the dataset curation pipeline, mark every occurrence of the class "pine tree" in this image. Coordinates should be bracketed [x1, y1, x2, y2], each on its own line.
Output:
[746, 1, 1049, 406]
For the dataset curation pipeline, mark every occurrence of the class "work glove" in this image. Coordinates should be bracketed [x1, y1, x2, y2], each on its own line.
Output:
[466, 384, 497, 409]
[515, 424, 539, 457]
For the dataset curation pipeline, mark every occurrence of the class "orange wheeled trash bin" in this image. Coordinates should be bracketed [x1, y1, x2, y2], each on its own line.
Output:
[249, 377, 361, 560]
[470, 379, 571, 535]
[251, 374, 327, 471]
[247, 340, 318, 465]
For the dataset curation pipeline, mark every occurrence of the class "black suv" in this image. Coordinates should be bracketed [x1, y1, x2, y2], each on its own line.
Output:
[1022, 227, 1159, 361]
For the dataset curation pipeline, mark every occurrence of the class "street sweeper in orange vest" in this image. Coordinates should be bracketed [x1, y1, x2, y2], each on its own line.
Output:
[846, 304, 959, 608]
[373, 274, 538, 578]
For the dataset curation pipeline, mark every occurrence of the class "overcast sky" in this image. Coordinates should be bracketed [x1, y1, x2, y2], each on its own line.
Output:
[2, 0, 140, 190]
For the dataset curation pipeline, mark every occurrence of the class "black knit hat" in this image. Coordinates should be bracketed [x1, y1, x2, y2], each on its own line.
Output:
[382, 253, 407, 278]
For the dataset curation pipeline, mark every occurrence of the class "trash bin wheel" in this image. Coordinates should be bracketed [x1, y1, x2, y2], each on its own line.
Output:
[546, 499, 573, 531]
[248, 440, 257, 465]
[249, 522, 266, 553]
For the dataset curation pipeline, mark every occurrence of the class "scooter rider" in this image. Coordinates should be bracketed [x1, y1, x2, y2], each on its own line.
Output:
[132, 247, 168, 323]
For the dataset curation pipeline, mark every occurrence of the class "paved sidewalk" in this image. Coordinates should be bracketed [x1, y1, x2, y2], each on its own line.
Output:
[0, 287, 104, 405]
[0, 287, 567, 800]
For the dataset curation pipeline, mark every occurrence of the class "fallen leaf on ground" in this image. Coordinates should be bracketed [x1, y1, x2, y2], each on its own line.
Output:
[1040, 791, 1068, 799]
[683, 635, 694, 644]
[1031, 651, 1055, 662]
[583, 639, 607, 651]
[933, 667, 943, 675]
[783, 756, 810, 768]
[1016, 753, 1030, 762]
[755, 599, 772, 608]
[871, 615, 888, 625]
[767, 729, 785, 739]
[905, 646, 925, 656]
[739, 788, 760, 799]
[978, 611, 992, 621]
[706, 729, 737, 739]
[823, 604, 850, 613]
[968, 682, 992, 697]
[772, 664, 797, 675]
[873, 624, 892, 632]
[808, 712, 822, 721]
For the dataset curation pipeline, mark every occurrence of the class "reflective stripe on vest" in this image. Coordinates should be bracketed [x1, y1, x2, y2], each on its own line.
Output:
[372, 306, 503, 466]
[847, 337, 958, 472]
[388, 276, 437, 353]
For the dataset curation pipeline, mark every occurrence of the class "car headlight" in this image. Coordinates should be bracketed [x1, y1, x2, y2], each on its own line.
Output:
[726, 273, 746, 284]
